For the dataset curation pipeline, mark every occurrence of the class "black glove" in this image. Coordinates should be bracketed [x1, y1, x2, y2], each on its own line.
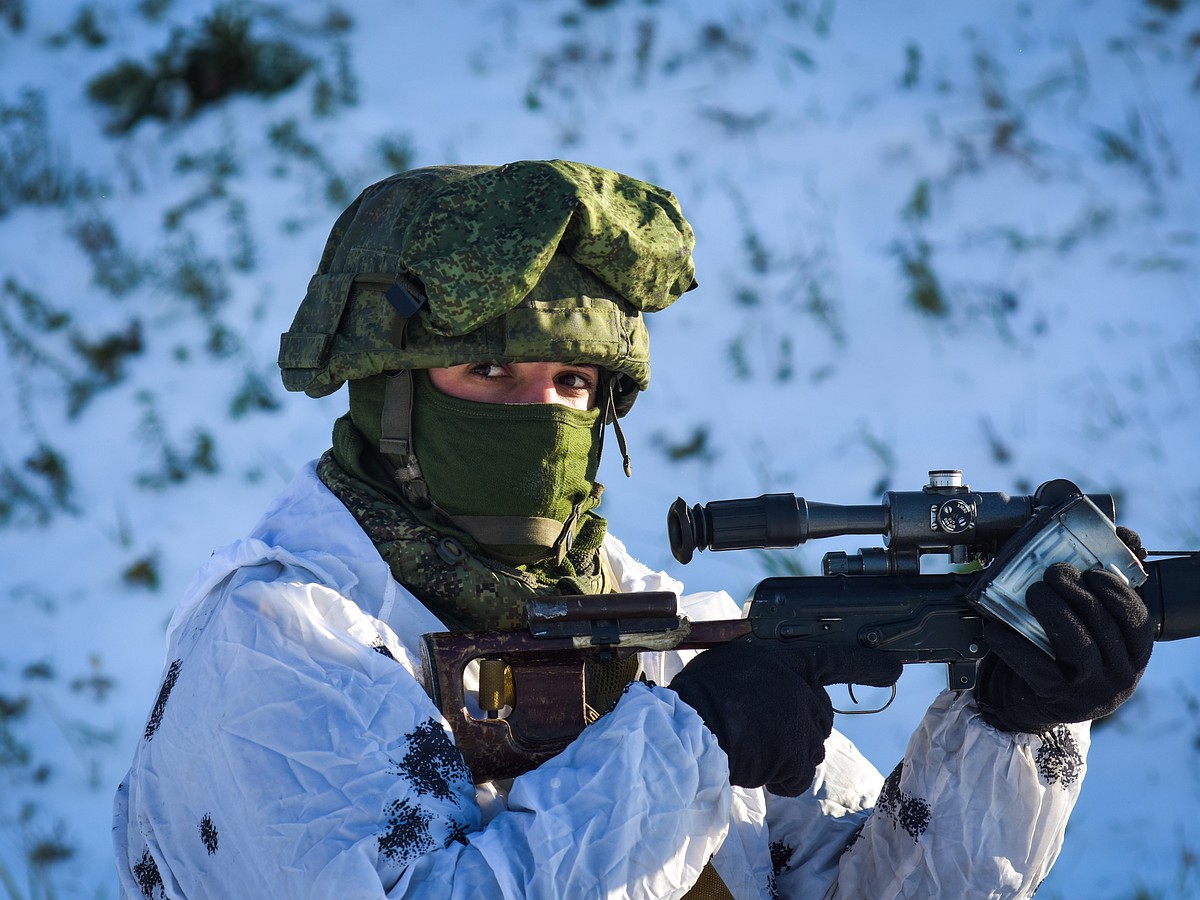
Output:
[1116, 525, 1149, 562]
[974, 531, 1154, 734]
[669, 637, 902, 796]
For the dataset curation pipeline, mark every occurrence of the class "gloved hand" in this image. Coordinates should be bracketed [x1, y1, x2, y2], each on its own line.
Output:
[668, 637, 902, 796]
[1115, 525, 1149, 563]
[974, 527, 1154, 734]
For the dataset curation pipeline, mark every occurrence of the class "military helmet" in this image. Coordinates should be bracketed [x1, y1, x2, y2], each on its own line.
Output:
[278, 159, 697, 417]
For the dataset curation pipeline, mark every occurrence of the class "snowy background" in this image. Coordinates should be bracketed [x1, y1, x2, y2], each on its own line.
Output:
[1, 0, 1199, 896]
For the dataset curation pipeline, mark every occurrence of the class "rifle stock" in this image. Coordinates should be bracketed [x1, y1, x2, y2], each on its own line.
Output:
[420, 593, 750, 783]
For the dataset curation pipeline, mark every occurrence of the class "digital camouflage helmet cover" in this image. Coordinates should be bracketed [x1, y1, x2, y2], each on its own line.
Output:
[278, 159, 698, 417]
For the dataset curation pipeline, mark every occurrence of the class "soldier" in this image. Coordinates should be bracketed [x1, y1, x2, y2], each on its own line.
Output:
[114, 160, 1153, 898]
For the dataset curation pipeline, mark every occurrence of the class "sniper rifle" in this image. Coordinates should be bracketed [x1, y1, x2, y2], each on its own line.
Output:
[421, 470, 1200, 783]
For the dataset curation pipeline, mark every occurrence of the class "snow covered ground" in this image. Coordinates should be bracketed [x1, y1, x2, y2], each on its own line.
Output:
[1, 0, 1198, 896]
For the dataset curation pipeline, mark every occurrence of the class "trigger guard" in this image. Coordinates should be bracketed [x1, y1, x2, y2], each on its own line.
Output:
[834, 682, 897, 715]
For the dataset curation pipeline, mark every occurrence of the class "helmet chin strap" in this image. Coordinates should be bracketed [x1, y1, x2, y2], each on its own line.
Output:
[379, 369, 430, 505]
[377, 285, 431, 504]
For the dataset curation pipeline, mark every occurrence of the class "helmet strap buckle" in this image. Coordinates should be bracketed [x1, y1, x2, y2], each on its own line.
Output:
[380, 369, 430, 504]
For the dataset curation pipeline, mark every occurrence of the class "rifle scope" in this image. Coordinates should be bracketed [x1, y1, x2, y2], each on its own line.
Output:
[667, 470, 1114, 567]
[666, 470, 1200, 644]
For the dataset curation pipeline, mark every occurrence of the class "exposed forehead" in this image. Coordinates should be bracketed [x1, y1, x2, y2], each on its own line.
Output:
[437, 361, 600, 371]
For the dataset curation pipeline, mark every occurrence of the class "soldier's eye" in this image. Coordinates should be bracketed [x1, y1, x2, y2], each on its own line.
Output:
[468, 364, 507, 379]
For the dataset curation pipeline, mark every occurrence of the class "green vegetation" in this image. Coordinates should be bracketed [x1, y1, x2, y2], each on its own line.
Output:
[87, 3, 315, 134]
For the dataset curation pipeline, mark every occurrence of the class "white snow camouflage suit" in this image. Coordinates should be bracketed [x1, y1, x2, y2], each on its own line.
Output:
[114, 462, 1091, 898]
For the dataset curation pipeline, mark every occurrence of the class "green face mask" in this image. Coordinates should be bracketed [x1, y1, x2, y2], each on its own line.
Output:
[412, 370, 604, 564]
